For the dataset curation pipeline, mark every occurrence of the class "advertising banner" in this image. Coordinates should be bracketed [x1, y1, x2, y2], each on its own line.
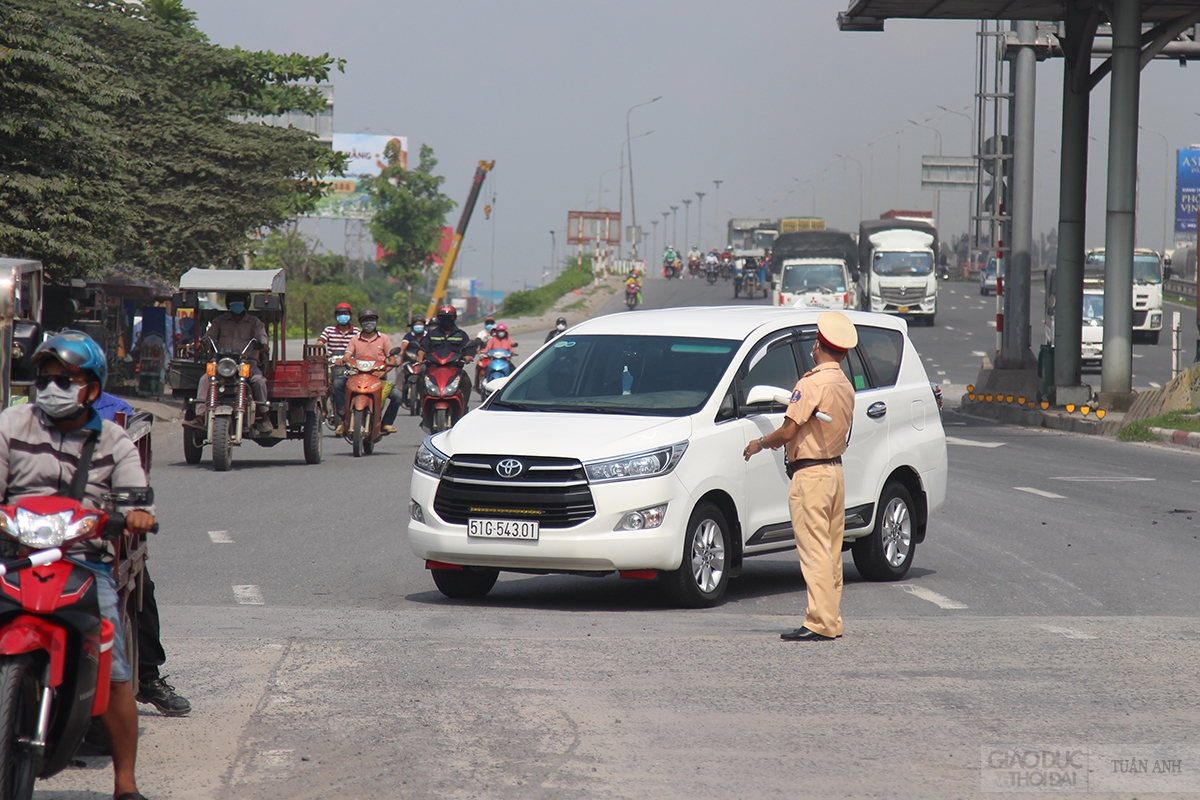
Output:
[1175, 148, 1200, 235]
[310, 134, 408, 219]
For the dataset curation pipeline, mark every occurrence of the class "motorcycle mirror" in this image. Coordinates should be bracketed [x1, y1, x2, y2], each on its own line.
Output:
[389, 347, 402, 356]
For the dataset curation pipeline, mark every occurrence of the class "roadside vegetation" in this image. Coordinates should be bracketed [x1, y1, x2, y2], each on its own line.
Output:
[499, 257, 595, 318]
[1118, 408, 1200, 442]
[0, 0, 346, 281]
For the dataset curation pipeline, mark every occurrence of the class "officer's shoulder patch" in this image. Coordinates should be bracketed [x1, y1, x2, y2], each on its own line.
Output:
[790, 388, 802, 404]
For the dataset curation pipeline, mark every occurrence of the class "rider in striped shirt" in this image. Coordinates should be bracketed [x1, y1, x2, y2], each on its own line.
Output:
[319, 302, 360, 422]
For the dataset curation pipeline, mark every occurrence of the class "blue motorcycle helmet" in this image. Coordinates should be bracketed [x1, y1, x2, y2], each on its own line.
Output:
[31, 330, 108, 389]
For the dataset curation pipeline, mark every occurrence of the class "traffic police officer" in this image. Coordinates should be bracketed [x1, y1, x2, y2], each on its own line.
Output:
[743, 311, 857, 642]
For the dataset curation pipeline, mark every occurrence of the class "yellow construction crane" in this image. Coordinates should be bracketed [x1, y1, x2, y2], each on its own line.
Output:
[426, 160, 495, 318]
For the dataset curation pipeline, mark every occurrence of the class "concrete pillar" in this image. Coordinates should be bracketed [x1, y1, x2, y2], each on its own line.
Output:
[1001, 20, 1037, 367]
[1053, 61, 1090, 400]
[1100, 0, 1140, 397]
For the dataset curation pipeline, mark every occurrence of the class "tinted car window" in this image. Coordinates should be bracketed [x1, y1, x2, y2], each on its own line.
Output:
[740, 340, 800, 408]
[857, 327, 904, 387]
[798, 334, 869, 391]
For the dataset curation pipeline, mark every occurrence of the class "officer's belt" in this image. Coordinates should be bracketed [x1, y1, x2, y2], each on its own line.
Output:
[786, 455, 842, 479]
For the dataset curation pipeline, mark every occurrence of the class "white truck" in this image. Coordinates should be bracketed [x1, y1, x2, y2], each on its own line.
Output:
[770, 230, 859, 310]
[858, 218, 939, 327]
[1082, 248, 1164, 345]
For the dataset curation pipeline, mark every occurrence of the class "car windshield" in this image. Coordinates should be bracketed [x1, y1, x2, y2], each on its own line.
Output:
[1083, 294, 1104, 322]
[1085, 253, 1161, 284]
[490, 334, 739, 417]
[873, 251, 933, 276]
[781, 263, 845, 293]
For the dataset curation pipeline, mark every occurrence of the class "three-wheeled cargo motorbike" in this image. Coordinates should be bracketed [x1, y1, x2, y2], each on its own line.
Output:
[169, 269, 327, 471]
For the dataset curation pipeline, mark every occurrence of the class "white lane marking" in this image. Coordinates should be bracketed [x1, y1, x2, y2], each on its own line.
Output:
[1015, 487, 1066, 499]
[944, 421, 967, 426]
[897, 584, 969, 609]
[943, 326, 955, 330]
[1133, 354, 1143, 359]
[937, 370, 947, 376]
[950, 306, 958, 310]
[972, 350, 987, 357]
[1149, 381, 1162, 389]
[946, 436, 1006, 448]
[208, 530, 233, 544]
[257, 749, 295, 768]
[233, 585, 264, 605]
[1050, 477, 1155, 482]
[1034, 624, 1097, 640]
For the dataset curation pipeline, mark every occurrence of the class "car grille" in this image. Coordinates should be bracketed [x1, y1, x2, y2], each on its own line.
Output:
[879, 286, 926, 306]
[1133, 310, 1148, 326]
[433, 455, 596, 528]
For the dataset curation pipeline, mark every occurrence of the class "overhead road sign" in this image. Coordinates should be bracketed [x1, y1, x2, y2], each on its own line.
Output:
[839, 1, 1200, 27]
[567, 211, 621, 246]
[921, 157, 978, 190]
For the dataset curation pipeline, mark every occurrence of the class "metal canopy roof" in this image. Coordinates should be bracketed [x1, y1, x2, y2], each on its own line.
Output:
[177, 268, 285, 294]
[0, 258, 43, 276]
[839, 1, 1200, 28]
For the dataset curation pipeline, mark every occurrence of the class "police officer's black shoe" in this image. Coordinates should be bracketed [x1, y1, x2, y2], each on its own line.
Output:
[780, 627, 836, 642]
[137, 675, 192, 716]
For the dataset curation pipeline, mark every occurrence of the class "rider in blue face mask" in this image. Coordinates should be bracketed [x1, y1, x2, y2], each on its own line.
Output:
[319, 303, 361, 431]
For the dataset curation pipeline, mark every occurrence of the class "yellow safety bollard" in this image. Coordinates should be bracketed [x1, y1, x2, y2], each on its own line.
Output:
[1081, 406, 1091, 416]
[1096, 409, 1106, 419]
[1006, 395, 1014, 403]
[1017, 396, 1026, 405]
[1066, 404, 1076, 413]
[1040, 401, 1050, 410]
[967, 384, 975, 394]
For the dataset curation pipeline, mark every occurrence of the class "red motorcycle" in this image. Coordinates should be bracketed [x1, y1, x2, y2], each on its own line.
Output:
[0, 493, 147, 796]
[420, 343, 476, 433]
[342, 347, 402, 457]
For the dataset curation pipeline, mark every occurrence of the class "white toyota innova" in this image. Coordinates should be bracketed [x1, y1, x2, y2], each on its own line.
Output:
[407, 307, 948, 607]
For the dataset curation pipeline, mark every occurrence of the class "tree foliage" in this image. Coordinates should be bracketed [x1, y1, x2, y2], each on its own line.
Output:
[368, 143, 456, 312]
[0, 0, 346, 281]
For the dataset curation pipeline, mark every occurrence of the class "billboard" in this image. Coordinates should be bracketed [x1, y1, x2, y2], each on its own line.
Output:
[1176, 148, 1200, 235]
[310, 133, 408, 219]
[567, 211, 621, 246]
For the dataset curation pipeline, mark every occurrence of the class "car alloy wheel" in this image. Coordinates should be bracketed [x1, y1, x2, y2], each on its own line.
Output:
[691, 519, 725, 594]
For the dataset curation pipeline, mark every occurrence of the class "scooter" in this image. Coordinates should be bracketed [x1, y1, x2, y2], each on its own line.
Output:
[402, 359, 422, 417]
[420, 342, 477, 433]
[342, 347, 401, 457]
[479, 347, 516, 400]
[688, 257, 701, 278]
[663, 259, 680, 280]
[0, 493, 148, 798]
[625, 283, 640, 310]
[705, 261, 720, 284]
[719, 252, 734, 280]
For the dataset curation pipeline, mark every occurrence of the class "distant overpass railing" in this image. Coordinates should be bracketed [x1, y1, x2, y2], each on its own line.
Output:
[1165, 277, 1197, 301]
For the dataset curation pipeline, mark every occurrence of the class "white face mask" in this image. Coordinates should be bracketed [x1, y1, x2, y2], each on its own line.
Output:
[36, 381, 85, 420]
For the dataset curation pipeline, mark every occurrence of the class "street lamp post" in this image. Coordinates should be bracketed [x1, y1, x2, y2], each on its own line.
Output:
[682, 198, 692, 250]
[626, 96, 662, 260]
[670, 206, 679, 248]
[617, 130, 654, 259]
[549, 230, 556, 282]
[793, 177, 818, 216]
[713, 180, 724, 247]
[937, 105, 975, 241]
[1139, 125, 1172, 256]
[908, 119, 944, 225]
[650, 219, 659, 264]
[598, 166, 622, 210]
[833, 154, 864, 228]
[695, 192, 706, 250]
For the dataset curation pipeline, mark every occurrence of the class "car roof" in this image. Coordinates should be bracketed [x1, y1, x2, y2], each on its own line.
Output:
[568, 306, 906, 341]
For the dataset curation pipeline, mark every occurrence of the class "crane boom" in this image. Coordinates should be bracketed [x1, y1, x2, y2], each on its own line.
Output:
[426, 160, 495, 319]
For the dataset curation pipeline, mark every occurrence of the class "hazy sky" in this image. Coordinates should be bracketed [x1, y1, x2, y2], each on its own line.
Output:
[188, 0, 1199, 290]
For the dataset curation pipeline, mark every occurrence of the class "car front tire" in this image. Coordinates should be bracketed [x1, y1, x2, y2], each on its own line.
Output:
[431, 567, 499, 599]
[666, 502, 730, 608]
[852, 482, 916, 581]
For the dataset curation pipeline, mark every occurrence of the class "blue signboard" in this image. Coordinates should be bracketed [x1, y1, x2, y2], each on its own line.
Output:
[1176, 148, 1200, 234]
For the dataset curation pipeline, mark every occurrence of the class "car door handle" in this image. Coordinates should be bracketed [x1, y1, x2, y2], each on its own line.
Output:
[866, 402, 887, 419]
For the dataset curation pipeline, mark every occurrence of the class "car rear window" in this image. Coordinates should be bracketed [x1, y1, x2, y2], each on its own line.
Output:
[857, 327, 904, 387]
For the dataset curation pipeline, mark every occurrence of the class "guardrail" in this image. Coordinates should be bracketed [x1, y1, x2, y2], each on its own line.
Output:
[1165, 277, 1196, 301]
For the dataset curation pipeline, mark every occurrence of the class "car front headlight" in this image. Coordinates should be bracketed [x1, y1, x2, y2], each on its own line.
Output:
[414, 440, 448, 476]
[216, 358, 238, 378]
[614, 504, 668, 531]
[584, 442, 688, 484]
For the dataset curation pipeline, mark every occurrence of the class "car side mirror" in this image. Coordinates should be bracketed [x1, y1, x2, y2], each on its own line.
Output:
[482, 375, 512, 394]
[744, 384, 791, 407]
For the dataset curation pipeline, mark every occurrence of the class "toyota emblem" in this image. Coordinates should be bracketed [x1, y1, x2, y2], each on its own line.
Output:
[496, 458, 524, 478]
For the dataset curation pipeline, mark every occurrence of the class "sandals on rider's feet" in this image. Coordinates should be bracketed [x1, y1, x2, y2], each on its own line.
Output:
[117, 793, 149, 800]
